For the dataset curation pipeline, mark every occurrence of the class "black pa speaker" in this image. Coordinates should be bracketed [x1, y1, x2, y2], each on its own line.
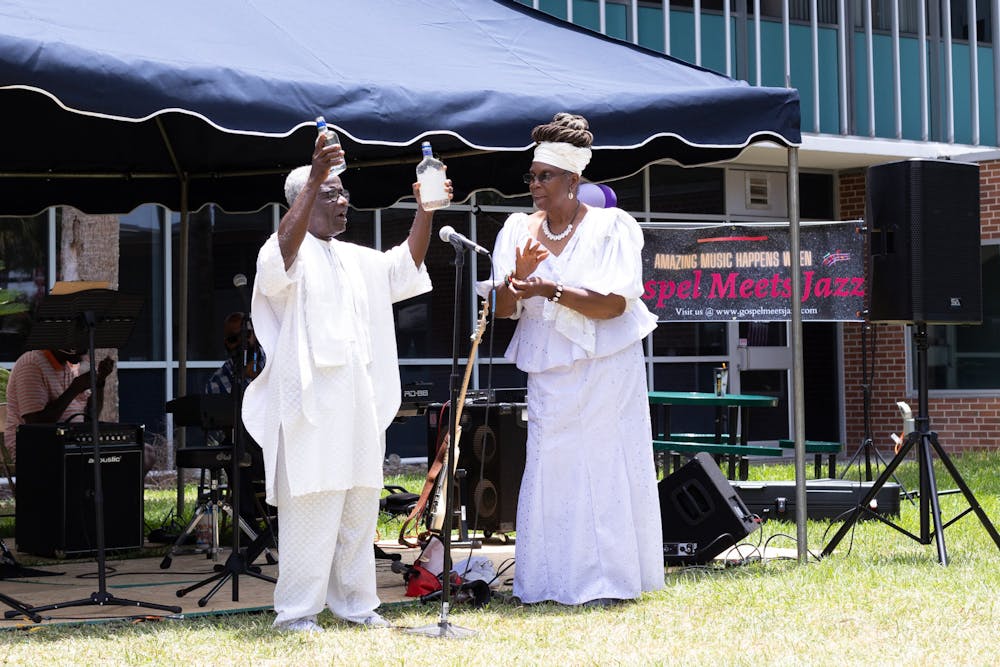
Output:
[15, 423, 145, 557]
[660, 453, 759, 565]
[427, 401, 527, 536]
[867, 158, 982, 324]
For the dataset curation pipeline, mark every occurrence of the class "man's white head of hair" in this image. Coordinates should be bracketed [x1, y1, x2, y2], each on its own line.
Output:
[284, 166, 312, 206]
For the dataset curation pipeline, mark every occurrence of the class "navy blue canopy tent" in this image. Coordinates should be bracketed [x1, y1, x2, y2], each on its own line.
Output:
[0, 0, 799, 214]
[0, 0, 812, 556]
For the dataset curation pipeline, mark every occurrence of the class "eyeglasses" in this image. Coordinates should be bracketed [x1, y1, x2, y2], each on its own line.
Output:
[319, 187, 350, 203]
[522, 170, 569, 185]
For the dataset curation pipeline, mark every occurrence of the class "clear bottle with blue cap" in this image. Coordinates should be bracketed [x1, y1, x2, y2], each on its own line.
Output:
[315, 116, 346, 176]
[415, 141, 449, 211]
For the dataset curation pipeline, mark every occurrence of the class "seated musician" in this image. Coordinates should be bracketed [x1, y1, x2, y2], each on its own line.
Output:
[203, 311, 266, 528]
[3, 348, 152, 471]
[203, 312, 265, 413]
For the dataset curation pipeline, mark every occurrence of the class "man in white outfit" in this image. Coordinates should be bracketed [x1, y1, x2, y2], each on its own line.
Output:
[242, 133, 449, 632]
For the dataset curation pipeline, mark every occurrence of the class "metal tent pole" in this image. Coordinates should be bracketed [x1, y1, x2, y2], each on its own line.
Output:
[787, 146, 809, 563]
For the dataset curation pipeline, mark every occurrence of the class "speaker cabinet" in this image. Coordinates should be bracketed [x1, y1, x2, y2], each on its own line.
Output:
[867, 159, 982, 324]
[15, 424, 145, 557]
[427, 402, 527, 536]
[659, 453, 759, 565]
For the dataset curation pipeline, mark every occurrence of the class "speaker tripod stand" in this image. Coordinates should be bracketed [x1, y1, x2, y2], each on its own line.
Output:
[823, 324, 1000, 564]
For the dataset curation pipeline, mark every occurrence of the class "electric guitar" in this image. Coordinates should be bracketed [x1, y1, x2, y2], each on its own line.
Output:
[399, 298, 490, 546]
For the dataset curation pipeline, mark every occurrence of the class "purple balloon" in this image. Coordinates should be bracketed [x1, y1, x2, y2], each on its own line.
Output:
[577, 183, 606, 207]
[597, 184, 617, 208]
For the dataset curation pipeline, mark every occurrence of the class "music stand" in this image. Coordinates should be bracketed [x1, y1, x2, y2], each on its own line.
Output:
[0, 591, 41, 624]
[6, 287, 181, 619]
[0, 539, 42, 623]
[823, 324, 1000, 564]
[173, 313, 275, 606]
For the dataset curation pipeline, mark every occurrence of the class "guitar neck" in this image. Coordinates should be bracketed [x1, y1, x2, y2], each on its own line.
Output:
[449, 299, 488, 431]
[451, 345, 480, 428]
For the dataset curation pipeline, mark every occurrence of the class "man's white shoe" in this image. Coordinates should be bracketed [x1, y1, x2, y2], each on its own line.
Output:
[276, 617, 323, 633]
[353, 613, 391, 629]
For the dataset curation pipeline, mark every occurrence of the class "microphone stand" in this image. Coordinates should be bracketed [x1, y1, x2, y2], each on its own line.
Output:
[406, 238, 476, 639]
[175, 313, 275, 605]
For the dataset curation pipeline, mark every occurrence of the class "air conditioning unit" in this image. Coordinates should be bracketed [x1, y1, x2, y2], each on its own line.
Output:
[725, 170, 788, 218]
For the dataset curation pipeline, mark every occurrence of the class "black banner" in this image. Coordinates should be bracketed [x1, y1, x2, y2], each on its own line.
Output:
[641, 223, 865, 322]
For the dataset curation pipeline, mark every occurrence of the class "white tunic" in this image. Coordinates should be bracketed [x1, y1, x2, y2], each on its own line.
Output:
[243, 233, 432, 505]
[476, 207, 664, 604]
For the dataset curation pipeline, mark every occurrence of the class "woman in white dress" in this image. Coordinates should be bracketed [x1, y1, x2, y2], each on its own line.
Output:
[477, 113, 664, 606]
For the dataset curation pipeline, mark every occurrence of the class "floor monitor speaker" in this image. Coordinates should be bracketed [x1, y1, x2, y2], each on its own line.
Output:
[660, 452, 759, 565]
[867, 159, 981, 324]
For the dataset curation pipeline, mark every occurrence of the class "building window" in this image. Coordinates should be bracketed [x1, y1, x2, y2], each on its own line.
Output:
[172, 205, 274, 366]
[921, 243, 1000, 390]
[119, 206, 165, 362]
[0, 213, 49, 362]
[855, 0, 994, 44]
[649, 165, 725, 215]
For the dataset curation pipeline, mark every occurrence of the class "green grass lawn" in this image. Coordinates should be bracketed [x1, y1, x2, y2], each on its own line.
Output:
[1, 452, 999, 665]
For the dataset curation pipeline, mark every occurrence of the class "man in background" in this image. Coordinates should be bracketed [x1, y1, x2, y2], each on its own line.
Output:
[204, 311, 266, 530]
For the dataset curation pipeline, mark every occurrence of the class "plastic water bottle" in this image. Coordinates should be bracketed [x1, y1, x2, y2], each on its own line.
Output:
[195, 512, 212, 550]
[415, 141, 449, 211]
[315, 116, 346, 176]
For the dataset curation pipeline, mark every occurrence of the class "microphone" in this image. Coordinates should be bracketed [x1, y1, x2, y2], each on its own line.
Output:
[233, 273, 252, 314]
[439, 226, 490, 256]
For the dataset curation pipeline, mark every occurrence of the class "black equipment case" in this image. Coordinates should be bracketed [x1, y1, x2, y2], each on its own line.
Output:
[731, 479, 902, 522]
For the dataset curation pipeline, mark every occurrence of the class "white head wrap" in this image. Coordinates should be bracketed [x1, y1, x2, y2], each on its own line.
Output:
[533, 141, 592, 175]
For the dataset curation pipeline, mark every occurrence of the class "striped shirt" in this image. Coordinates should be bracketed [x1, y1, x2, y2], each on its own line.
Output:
[4, 349, 90, 460]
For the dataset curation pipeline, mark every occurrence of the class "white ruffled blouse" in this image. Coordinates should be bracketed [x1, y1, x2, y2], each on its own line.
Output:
[476, 207, 657, 373]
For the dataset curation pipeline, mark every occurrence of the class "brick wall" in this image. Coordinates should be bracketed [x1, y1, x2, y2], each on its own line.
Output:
[838, 163, 1000, 455]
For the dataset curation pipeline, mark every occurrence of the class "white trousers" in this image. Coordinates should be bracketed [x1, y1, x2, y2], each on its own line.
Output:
[272, 433, 381, 625]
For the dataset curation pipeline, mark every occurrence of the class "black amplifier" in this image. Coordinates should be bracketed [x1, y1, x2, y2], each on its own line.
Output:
[427, 401, 527, 536]
[732, 479, 902, 522]
[16, 422, 145, 557]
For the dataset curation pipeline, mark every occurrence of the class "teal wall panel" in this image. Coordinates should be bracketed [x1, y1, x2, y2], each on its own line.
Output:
[522, 1, 999, 147]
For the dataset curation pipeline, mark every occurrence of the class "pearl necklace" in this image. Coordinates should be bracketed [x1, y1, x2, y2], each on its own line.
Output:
[541, 200, 581, 242]
[541, 217, 573, 241]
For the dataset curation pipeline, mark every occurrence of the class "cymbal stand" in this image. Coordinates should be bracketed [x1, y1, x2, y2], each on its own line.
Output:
[160, 468, 226, 568]
[824, 323, 1000, 564]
